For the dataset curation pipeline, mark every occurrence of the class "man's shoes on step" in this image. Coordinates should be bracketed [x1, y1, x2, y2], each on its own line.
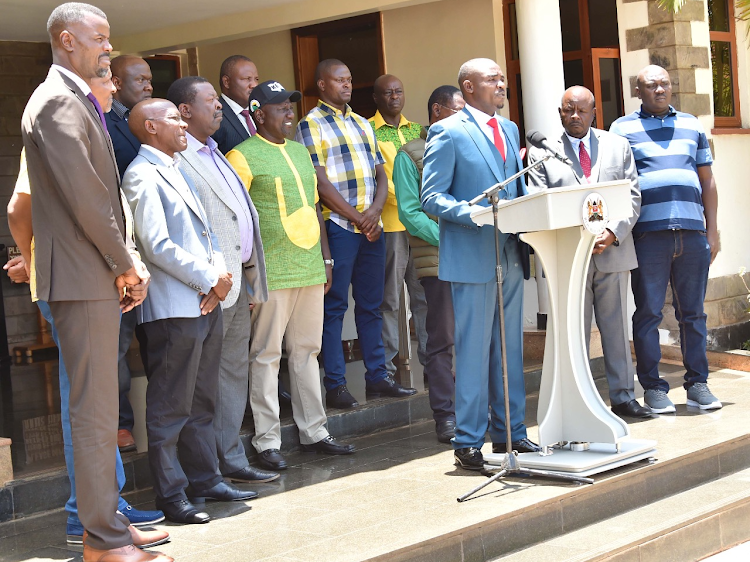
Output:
[611, 399, 653, 419]
[325, 385, 359, 409]
[454, 447, 484, 471]
[492, 438, 542, 454]
[117, 429, 137, 453]
[301, 435, 355, 455]
[258, 449, 288, 471]
[365, 375, 417, 398]
[224, 465, 280, 483]
[156, 499, 210, 524]
[121, 505, 165, 527]
[435, 420, 456, 444]
[83, 527, 169, 550]
[82, 544, 173, 562]
[187, 481, 258, 503]
[686, 382, 722, 410]
[644, 388, 676, 414]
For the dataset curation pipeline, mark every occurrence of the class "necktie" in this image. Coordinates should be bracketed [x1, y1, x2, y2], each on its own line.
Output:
[86, 92, 108, 134]
[487, 118, 506, 161]
[240, 109, 257, 136]
[578, 142, 591, 181]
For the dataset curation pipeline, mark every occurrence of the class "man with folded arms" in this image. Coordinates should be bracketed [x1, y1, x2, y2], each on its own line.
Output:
[227, 80, 355, 471]
[123, 98, 256, 525]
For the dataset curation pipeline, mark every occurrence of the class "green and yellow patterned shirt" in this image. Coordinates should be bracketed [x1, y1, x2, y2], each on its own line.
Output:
[227, 134, 326, 292]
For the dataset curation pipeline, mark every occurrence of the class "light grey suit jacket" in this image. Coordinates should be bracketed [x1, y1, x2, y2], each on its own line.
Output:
[527, 128, 641, 272]
[122, 146, 226, 323]
[179, 145, 268, 307]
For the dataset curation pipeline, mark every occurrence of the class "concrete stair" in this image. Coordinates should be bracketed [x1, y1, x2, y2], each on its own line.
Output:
[493, 467, 750, 562]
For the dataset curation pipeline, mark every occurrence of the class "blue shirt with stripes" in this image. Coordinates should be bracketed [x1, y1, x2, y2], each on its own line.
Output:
[609, 105, 712, 233]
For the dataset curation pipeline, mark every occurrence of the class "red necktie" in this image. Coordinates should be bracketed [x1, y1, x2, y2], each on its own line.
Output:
[487, 118, 506, 161]
[240, 109, 257, 136]
[579, 142, 591, 181]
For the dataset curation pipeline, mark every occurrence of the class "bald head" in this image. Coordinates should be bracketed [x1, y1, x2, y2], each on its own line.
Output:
[373, 74, 404, 122]
[635, 64, 672, 117]
[129, 99, 187, 156]
[559, 86, 595, 138]
[315, 59, 352, 111]
[110, 55, 153, 110]
[457, 58, 506, 116]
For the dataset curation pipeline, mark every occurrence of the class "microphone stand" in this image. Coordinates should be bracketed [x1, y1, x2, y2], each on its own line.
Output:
[458, 155, 593, 503]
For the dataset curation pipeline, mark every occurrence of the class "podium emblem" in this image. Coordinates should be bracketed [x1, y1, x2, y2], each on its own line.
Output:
[582, 193, 608, 235]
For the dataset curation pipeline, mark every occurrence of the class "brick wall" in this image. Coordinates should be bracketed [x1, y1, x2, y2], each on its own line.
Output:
[0, 41, 52, 345]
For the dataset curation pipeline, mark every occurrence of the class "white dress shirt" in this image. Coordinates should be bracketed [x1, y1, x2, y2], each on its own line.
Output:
[221, 93, 254, 135]
[463, 103, 507, 160]
[564, 129, 592, 159]
[52, 64, 91, 96]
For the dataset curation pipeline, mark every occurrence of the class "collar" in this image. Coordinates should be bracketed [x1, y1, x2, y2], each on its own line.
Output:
[111, 98, 129, 120]
[255, 133, 287, 148]
[186, 131, 219, 154]
[464, 102, 497, 127]
[638, 104, 677, 119]
[52, 64, 91, 96]
[141, 144, 181, 168]
[221, 93, 246, 115]
[564, 128, 591, 150]
[372, 110, 410, 130]
[317, 99, 352, 119]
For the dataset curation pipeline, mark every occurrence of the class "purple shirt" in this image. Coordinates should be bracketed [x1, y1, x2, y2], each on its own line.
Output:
[186, 132, 253, 262]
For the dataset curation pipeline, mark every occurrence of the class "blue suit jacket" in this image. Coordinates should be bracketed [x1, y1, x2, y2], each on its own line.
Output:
[105, 110, 140, 179]
[421, 108, 527, 284]
[121, 146, 226, 324]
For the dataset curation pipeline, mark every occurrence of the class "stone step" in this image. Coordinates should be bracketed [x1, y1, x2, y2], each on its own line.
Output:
[492, 466, 750, 562]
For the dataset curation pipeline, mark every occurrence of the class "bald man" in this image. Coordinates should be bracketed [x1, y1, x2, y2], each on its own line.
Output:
[122, 99, 256, 525]
[528, 86, 648, 420]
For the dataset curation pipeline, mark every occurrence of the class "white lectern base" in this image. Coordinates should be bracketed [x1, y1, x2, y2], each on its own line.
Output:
[483, 439, 657, 477]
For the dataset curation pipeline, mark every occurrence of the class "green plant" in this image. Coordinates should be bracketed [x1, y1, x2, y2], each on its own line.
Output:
[658, 1, 750, 30]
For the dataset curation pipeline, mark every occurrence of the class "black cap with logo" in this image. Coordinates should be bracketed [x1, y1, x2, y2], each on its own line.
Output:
[248, 80, 302, 112]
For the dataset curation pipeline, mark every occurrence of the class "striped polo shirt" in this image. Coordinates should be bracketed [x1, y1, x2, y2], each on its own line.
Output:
[610, 106, 712, 233]
[295, 100, 385, 233]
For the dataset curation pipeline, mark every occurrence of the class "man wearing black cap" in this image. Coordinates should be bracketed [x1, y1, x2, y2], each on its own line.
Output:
[227, 81, 355, 471]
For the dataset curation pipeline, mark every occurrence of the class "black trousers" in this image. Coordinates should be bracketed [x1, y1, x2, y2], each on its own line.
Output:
[420, 276, 456, 423]
[140, 309, 224, 504]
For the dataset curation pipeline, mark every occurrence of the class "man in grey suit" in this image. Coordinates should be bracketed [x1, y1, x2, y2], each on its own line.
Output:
[122, 98, 257, 525]
[528, 86, 651, 419]
[167, 76, 277, 485]
[20, 5, 166, 561]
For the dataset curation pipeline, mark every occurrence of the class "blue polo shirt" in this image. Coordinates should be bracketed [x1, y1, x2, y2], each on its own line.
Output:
[610, 105, 712, 233]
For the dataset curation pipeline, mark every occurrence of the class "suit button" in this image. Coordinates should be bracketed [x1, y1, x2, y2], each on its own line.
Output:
[232, 215, 237, 221]
[235, 245, 240, 250]
[202, 231, 207, 236]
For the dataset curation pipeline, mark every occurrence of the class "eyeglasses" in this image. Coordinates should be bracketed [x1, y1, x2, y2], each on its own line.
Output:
[439, 104, 461, 114]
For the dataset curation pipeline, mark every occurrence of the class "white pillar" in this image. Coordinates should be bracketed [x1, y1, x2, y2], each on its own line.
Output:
[515, 0, 566, 139]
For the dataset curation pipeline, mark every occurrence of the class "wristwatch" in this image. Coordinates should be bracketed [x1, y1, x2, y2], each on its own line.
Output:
[324, 259, 334, 268]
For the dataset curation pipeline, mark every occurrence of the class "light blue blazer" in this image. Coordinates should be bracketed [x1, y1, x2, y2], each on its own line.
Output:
[421, 107, 526, 284]
[121, 146, 226, 324]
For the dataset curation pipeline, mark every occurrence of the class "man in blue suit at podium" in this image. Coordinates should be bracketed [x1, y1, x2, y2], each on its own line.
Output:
[422, 58, 538, 470]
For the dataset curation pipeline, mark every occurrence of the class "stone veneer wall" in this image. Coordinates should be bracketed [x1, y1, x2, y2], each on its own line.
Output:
[0, 41, 51, 345]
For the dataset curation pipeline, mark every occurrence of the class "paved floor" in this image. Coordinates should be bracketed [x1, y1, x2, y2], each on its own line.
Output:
[1, 361, 749, 562]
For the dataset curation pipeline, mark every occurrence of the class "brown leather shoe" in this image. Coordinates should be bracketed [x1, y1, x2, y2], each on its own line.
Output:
[117, 429, 137, 452]
[84, 527, 170, 550]
[83, 544, 173, 562]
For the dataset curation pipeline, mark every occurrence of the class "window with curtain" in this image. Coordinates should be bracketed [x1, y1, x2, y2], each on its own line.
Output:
[709, 0, 742, 127]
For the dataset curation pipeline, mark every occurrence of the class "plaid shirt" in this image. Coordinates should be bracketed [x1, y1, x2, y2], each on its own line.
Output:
[295, 100, 384, 232]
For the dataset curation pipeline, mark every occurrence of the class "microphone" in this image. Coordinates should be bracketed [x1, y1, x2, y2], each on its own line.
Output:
[526, 130, 573, 166]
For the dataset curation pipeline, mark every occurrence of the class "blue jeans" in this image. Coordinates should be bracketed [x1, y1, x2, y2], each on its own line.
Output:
[631, 229, 711, 392]
[36, 301, 128, 526]
[321, 221, 388, 391]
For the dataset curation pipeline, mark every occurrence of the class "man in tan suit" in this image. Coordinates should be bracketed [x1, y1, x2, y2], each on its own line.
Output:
[20, 3, 169, 561]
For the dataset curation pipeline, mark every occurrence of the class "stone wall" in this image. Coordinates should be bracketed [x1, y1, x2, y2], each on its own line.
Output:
[0, 41, 51, 345]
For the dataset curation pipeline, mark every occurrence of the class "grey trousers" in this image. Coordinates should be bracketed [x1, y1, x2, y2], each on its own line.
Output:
[214, 277, 252, 475]
[584, 264, 635, 406]
[381, 230, 428, 374]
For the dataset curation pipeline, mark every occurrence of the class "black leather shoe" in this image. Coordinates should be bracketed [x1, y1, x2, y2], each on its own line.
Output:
[365, 375, 417, 398]
[435, 420, 456, 444]
[492, 438, 542, 454]
[454, 447, 484, 470]
[157, 499, 210, 524]
[301, 435, 356, 455]
[612, 399, 653, 419]
[258, 448, 287, 471]
[188, 481, 258, 503]
[326, 385, 359, 409]
[225, 465, 280, 483]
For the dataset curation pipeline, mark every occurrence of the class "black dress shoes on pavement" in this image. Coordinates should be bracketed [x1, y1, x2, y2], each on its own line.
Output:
[492, 438, 542, 454]
[326, 385, 359, 409]
[365, 375, 417, 398]
[435, 420, 456, 444]
[224, 465, 280, 483]
[157, 499, 210, 524]
[258, 448, 288, 471]
[454, 447, 484, 471]
[187, 481, 258, 503]
[301, 435, 356, 455]
[612, 399, 653, 419]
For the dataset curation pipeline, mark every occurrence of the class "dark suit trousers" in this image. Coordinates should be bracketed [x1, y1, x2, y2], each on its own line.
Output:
[419, 276, 456, 423]
[140, 309, 224, 504]
[49, 299, 132, 550]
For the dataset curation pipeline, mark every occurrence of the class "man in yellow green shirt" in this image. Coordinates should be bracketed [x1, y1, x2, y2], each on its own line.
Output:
[369, 74, 429, 380]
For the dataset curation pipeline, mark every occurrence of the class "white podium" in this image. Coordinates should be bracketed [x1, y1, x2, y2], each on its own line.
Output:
[470, 180, 656, 476]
